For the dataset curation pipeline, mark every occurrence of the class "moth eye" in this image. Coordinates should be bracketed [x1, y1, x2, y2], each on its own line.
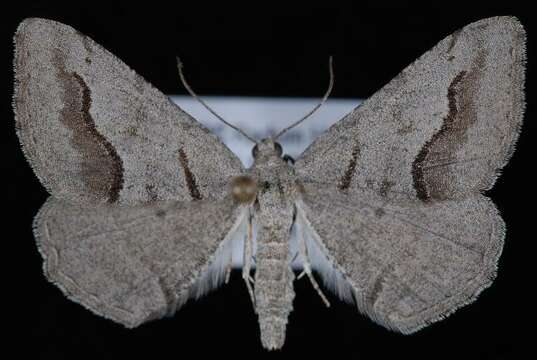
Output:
[252, 145, 259, 158]
[274, 142, 283, 156]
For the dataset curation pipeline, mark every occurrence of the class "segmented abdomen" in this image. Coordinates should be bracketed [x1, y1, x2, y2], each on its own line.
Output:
[254, 217, 295, 350]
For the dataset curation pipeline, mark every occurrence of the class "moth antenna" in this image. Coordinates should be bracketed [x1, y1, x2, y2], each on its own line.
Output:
[274, 56, 334, 140]
[176, 57, 257, 143]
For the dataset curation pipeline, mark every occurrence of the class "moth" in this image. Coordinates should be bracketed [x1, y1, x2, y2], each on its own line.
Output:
[13, 17, 525, 350]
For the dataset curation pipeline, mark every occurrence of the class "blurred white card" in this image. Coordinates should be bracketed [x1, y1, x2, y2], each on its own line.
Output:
[171, 96, 362, 168]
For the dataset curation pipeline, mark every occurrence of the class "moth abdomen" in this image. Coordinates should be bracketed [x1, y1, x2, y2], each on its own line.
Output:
[253, 191, 295, 350]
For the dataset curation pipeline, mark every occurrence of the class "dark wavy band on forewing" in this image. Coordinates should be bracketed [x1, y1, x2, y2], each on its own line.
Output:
[412, 50, 485, 201]
[53, 52, 124, 203]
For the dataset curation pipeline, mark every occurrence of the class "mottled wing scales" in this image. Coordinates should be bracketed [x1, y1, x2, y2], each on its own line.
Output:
[297, 187, 504, 332]
[298, 188, 504, 333]
[296, 17, 525, 201]
[34, 197, 245, 327]
[14, 18, 243, 204]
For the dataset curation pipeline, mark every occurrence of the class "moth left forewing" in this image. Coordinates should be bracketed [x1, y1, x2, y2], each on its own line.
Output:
[14, 18, 243, 205]
[296, 186, 505, 333]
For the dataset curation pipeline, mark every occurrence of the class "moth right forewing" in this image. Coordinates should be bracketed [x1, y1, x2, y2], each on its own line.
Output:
[34, 196, 244, 327]
[296, 17, 525, 201]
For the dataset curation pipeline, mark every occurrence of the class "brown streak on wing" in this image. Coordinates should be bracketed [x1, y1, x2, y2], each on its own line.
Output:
[53, 52, 124, 203]
[412, 49, 486, 201]
[178, 148, 202, 200]
[338, 143, 360, 190]
[412, 71, 466, 201]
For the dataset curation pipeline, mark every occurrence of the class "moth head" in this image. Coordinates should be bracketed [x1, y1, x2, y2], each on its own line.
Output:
[252, 138, 283, 159]
[230, 175, 258, 203]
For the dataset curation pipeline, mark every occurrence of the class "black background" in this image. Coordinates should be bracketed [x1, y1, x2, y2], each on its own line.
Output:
[3, 1, 535, 359]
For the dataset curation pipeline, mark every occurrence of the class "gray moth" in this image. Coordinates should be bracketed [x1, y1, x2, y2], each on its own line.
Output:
[13, 16, 525, 350]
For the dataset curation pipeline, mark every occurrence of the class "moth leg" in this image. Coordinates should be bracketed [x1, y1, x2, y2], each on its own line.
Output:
[242, 214, 256, 308]
[297, 225, 330, 307]
[224, 250, 233, 284]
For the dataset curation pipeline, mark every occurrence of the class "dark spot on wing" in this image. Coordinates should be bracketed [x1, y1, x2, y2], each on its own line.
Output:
[397, 121, 414, 135]
[339, 143, 360, 191]
[145, 184, 158, 201]
[276, 179, 284, 197]
[178, 148, 202, 200]
[126, 126, 138, 137]
[379, 180, 395, 198]
[156, 209, 166, 217]
[53, 52, 124, 203]
[375, 208, 386, 218]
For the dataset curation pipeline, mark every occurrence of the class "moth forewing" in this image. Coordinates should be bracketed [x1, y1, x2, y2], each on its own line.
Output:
[295, 16, 525, 201]
[14, 18, 243, 205]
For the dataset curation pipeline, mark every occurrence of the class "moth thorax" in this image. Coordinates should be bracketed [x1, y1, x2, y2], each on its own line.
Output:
[231, 175, 258, 203]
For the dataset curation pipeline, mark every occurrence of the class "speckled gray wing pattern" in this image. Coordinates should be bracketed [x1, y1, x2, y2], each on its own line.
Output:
[14, 18, 243, 205]
[34, 196, 244, 327]
[14, 18, 247, 328]
[296, 17, 525, 200]
[295, 17, 525, 332]
[297, 186, 504, 333]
